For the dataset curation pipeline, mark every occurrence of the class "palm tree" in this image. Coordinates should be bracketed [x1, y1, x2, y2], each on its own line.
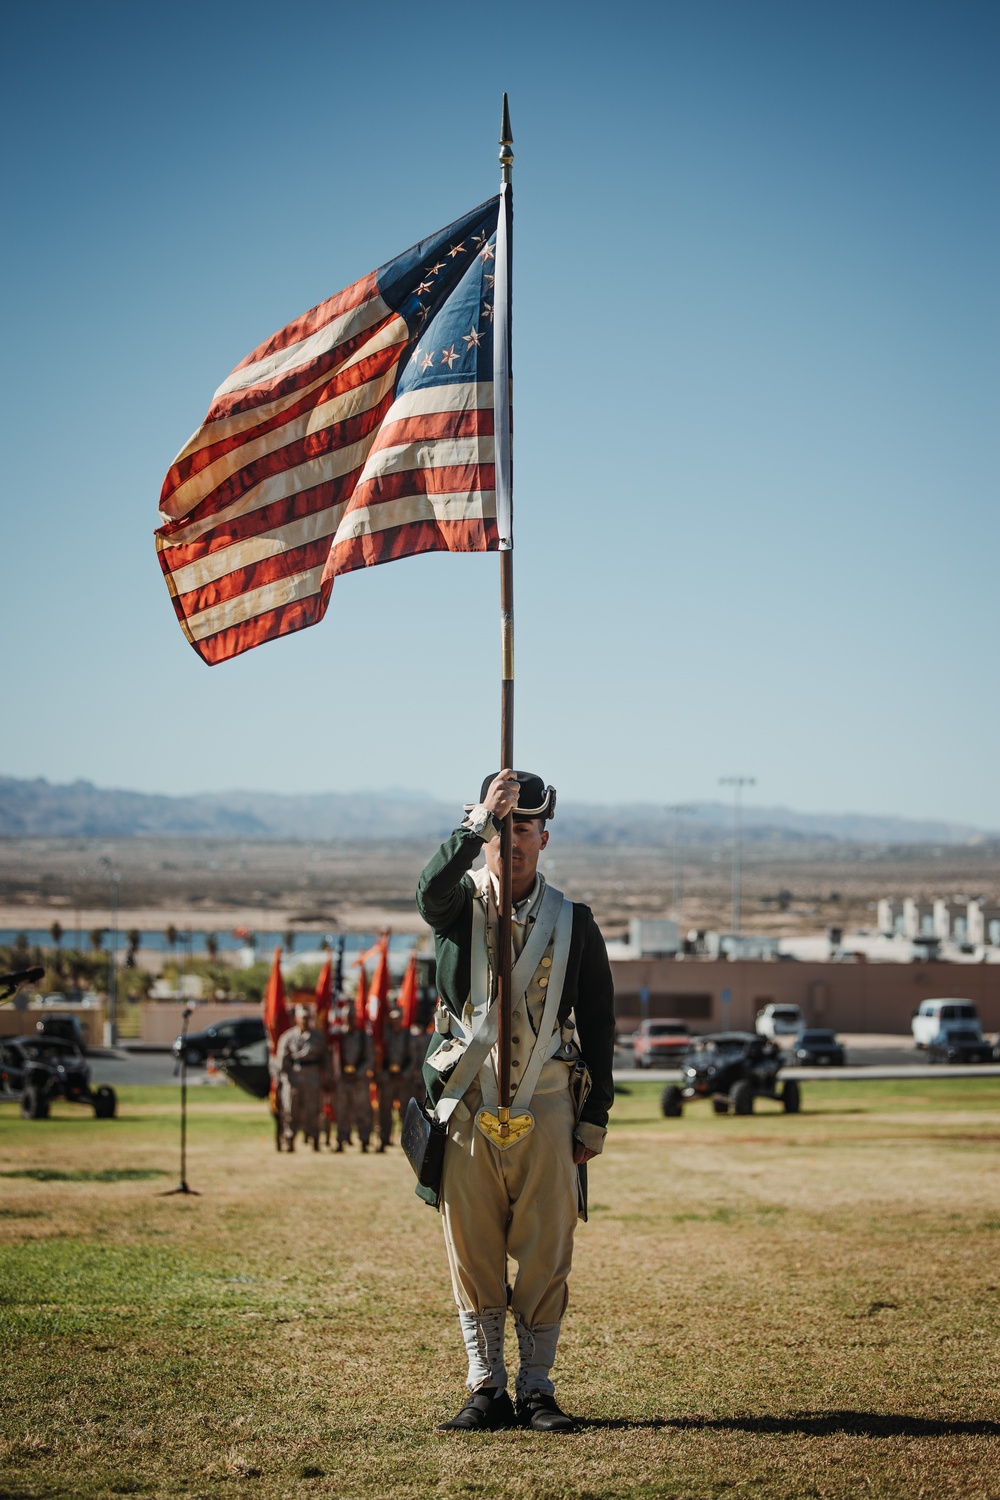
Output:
[205, 932, 219, 962]
[125, 929, 141, 969]
[89, 928, 106, 954]
[164, 925, 178, 973]
[49, 920, 64, 950]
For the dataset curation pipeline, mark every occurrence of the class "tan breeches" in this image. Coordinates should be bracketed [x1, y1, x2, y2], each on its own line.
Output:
[440, 1077, 578, 1328]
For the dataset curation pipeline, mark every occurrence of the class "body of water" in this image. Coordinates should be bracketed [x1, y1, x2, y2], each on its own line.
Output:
[0, 929, 418, 959]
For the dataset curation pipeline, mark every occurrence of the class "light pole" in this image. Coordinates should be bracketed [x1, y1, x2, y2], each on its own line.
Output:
[99, 859, 121, 1047]
[665, 804, 697, 928]
[719, 777, 755, 936]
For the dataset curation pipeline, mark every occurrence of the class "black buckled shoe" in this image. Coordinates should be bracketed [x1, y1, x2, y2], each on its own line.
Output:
[436, 1387, 516, 1432]
[516, 1390, 577, 1432]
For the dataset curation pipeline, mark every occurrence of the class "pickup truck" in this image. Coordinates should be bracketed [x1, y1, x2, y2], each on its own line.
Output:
[632, 1019, 690, 1068]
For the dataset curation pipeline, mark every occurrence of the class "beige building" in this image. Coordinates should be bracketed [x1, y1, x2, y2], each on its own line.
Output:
[610, 956, 1000, 1035]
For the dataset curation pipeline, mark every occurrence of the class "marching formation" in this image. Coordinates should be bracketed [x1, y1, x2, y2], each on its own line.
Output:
[267, 940, 427, 1156]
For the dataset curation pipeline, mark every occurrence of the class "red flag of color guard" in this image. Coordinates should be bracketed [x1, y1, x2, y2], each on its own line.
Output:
[397, 950, 419, 1029]
[354, 960, 368, 1030]
[156, 198, 505, 665]
[314, 949, 333, 1032]
[368, 934, 390, 1048]
[262, 946, 290, 1050]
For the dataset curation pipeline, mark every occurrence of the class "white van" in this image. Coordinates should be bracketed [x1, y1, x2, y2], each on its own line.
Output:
[911, 998, 981, 1048]
[755, 1003, 804, 1039]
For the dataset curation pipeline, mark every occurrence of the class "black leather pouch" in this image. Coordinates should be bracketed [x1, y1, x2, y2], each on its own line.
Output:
[401, 1096, 448, 1205]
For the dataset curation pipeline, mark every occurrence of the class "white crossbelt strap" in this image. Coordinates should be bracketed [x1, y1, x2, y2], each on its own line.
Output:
[479, 897, 574, 1115]
[433, 883, 569, 1123]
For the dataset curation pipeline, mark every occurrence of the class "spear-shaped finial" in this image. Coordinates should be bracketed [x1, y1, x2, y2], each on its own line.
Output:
[499, 92, 513, 182]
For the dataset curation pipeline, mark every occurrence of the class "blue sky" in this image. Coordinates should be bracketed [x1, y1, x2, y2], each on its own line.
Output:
[1, 1, 996, 824]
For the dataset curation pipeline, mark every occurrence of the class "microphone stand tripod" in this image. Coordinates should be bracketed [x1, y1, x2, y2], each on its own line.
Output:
[160, 1004, 200, 1196]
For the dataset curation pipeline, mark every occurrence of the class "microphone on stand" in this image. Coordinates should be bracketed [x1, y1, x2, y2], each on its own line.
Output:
[0, 967, 45, 988]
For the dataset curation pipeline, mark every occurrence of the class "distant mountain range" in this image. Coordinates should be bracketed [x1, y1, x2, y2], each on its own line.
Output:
[0, 776, 993, 847]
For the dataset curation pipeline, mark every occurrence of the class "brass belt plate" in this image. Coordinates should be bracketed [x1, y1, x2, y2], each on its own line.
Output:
[475, 1109, 534, 1149]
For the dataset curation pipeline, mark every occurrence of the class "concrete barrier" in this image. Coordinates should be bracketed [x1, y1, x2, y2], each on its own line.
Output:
[0, 1004, 104, 1048]
[140, 1000, 262, 1047]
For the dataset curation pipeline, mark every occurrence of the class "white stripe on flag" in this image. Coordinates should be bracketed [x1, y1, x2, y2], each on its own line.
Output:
[357, 435, 495, 484]
[385, 381, 495, 423]
[493, 182, 512, 549]
[213, 294, 393, 398]
[333, 488, 497, 547]
[162, 358, 401, 522]
[166, 505, 351, 597]
[161, 424, 393, 549]
[186, 564, 328, 641]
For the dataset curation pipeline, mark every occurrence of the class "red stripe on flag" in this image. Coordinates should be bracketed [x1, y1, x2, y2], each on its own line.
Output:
[372, 406, 494, 448]
[160, 386, 397, 533]
[173, 535, 334, 619]
[162, 342, 404, 501]
[203, 316, 398, 426]
[349, 461, 496, 510]
[326, 516, 498, 577]
[193, 586, 334, 666]
[228, 271, 378, 373]
[157, 472, 365, 569]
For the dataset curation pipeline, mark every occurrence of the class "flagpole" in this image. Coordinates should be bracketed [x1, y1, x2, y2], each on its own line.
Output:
[495, 95, 515, 1138]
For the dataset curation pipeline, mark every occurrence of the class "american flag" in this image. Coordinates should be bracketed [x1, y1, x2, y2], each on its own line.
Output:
[156, 197, 503, 665]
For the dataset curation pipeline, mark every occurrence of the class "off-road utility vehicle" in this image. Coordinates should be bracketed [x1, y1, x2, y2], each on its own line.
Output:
[0, 1034, 117, 1119]
[661, 1031, 801, 1117]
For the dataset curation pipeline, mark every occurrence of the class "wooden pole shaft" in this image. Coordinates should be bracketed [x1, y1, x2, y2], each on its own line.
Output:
[497, 551, 515, 1116]
[494, 96, 515, 1127]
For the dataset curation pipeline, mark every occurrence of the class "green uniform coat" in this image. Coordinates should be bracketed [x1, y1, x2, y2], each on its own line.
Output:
[415, 826, 616, 1135]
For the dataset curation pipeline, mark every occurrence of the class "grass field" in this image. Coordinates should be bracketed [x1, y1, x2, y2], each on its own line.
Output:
[1, 1078, 998, 1499]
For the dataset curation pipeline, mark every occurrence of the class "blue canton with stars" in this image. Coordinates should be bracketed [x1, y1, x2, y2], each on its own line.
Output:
[375, 196, 499, 395]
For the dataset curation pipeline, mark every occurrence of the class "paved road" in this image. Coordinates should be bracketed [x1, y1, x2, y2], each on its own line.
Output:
[615, 1064, 1000, 1083]
[94, 1045, 1000, 1091]
[88, 1048, 207, 1089]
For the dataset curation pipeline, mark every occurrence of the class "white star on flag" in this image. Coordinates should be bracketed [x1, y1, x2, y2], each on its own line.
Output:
[440, 344, 459, 368]
[463, 328, 482, 348]
[448, 242, 465, 258]
[420, 349, 435, 371]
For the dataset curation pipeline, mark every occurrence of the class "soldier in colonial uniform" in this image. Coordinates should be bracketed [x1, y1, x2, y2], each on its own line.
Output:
[416, 771, 615, 1432]
[274, 1003, 330, 1152]
[336, 1002, 374, 1152]
[377, 1006, 415, 1152]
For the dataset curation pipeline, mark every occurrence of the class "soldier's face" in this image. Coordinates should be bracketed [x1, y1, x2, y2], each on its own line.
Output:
[484, 817, 549, 896]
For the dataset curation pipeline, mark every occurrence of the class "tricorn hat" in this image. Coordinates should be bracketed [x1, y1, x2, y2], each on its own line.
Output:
[478, 771, 556, 820]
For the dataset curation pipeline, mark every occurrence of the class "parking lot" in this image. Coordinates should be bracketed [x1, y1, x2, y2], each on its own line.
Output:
[74, 1030, 1000, 1095]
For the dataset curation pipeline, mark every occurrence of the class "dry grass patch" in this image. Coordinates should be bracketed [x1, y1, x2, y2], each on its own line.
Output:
[0, 1079, 998, 1498]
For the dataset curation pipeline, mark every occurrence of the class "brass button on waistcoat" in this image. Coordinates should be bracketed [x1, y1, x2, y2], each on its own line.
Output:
[538, 976, 549, 987]
[541, 956, 552, 967]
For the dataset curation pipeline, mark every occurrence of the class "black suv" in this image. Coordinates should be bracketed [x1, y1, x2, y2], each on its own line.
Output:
[788, 1028, 845, 1066]
[172, 1016, 266, 1067]
[0, 1035, 117, 1119]
[662, 1031, 801, 1117]
[927, 1027, 993, 1065]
